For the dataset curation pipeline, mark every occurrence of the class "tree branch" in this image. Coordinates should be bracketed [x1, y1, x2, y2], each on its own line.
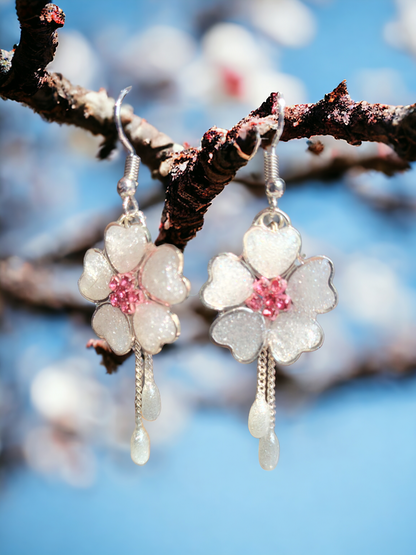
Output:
[86, 339, 131, 374]
[2, 4, 416, 250]
[0, 257, 87, 310]
[235, 150, 411, 190]
[1, 3, 64, 92]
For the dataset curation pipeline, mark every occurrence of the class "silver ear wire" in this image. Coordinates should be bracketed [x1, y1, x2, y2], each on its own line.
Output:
[270, 94, 285, 149]
[264, 94, 286, 208]
[114, 87, 141, 215]
[115, 86, 135, 155]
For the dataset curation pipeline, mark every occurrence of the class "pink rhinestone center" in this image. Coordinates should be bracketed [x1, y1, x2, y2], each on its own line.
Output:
[245, 276, 291, 321]
[108, 272, 145, 314]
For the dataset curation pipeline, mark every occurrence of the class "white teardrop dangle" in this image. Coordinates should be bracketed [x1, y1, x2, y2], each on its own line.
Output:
[142, 353, 162, 421]
[258, 348, 280, 471]
[248, 348, 271, 438]
[131, 420, 150, 466]
[259, 429, 280, 471]
[130, 342, 150, 466]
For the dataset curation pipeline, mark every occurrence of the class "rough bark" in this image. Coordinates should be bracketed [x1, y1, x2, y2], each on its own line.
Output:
[1, 3, 415, 250]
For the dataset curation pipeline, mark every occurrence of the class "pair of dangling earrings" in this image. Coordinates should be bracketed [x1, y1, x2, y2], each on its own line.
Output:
[79, 88, 337, 471]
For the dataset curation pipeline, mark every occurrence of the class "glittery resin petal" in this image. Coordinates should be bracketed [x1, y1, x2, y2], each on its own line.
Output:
[141, 244, 189, 305]
[92, 303, 133, 356]
[267, 311, 323, 365]
[79, 249, 114, 302]
[104, 223, 150, 273]
[243, 225, 301, 278]
[210, 308, 265, 363]
[133, 301, 179, 355]
[201, 253, 255, 310]
[286, 257, 337, 315]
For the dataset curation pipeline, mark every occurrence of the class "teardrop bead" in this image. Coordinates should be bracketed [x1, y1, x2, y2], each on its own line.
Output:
[142, 380, 162, 421]
[130, 423, 150, 466]
[248, 397, 271, 438]
[259, 429, 280, 471]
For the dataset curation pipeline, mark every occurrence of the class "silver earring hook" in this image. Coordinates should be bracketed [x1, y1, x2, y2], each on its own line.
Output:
[115, 86, 135, 155]
[264, 93, 286, 208]
[269, 93, 286, 150]
[114, 87, 142, 219]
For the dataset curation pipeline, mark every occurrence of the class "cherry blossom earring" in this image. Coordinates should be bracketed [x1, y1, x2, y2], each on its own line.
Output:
[200, 95, 337, 471]
[79, 88, 190, 466]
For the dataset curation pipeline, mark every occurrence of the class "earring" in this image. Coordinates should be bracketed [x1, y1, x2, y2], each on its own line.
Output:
[79, 88, 190, 466]
[200, 95, 337, 471]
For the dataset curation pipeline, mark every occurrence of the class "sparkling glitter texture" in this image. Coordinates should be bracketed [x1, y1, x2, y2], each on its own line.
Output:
[211, 308, 265, 363]
[141, 245, 188, 305]
[133, 302, 179, 355]
[79, 249, 113, 302]
[201, 253, 254, 310]
[268, 311, 323, 364]
[92, 303, 133, 356]
[286, 257, 336, 314]
[243, 225, 301, 278]
[105, 223, 149, 273]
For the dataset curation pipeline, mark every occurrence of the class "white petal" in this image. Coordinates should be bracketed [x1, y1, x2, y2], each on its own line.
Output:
[267, 310, 323, 365]
[286, 256, 337, 315]
[140, 244, 189, 305]
[79, 249, 113, 302]
[133, 302, 179, 355]
[105, 222, 150, 273]
[243, 224, 301, 278]
[201, 253, 255, 310]
[92, 303, 133, 356]
[210, 308, 265, 363]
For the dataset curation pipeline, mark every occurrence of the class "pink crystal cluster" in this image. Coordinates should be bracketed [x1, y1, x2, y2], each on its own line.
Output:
[245, 276, 291, 320]
[109, 272, 145, 314]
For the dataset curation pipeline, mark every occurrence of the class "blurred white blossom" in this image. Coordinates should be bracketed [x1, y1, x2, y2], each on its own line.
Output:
[249, 0, 317, 48]
[181, 22, 307, 107]
[384, 0, 416, 57]
[30, 358, 112, 434]
[49, 31, 104, 90]
[121, 25, 197, 83]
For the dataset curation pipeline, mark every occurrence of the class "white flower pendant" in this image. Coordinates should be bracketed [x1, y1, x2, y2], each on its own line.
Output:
[200, 207, 337, 470]
[79, 217, 190, 465]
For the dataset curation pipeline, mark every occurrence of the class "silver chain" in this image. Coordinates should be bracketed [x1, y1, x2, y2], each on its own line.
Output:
[266, 348, 276, 428]
[134, 341, 144, 423]
[257, 347, 268, 399]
